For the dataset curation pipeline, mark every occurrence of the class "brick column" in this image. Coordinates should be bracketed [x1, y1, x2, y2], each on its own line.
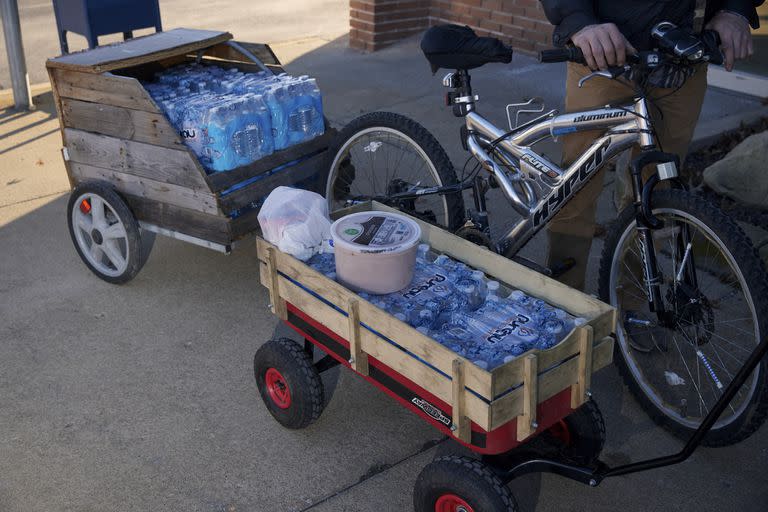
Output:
[349, 0, 553, 54]
[431, 0, 553, 54]
[349, 1, 431, 52]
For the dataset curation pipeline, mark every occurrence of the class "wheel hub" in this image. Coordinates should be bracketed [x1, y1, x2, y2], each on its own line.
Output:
[265, 368, 292, 409]
[435, 494, 474, 512]
[665, 283, 714, 345]
[90, 228, 104, 245]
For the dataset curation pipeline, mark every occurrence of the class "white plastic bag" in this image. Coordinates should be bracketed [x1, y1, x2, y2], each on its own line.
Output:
[257, 186, 333, 261]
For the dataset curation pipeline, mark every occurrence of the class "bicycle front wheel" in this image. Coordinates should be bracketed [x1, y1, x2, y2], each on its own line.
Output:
[325, 112, 464, 230]
[599, 189, 768, 446]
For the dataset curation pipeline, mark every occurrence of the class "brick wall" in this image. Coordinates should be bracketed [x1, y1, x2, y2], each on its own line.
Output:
[349, 0, 553, 54]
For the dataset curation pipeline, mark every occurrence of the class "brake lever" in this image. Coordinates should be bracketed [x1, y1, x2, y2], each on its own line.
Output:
[578, 65, 631, 88]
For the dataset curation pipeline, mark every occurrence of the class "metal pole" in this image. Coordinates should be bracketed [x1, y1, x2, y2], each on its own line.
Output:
[1, 0, 33, 110]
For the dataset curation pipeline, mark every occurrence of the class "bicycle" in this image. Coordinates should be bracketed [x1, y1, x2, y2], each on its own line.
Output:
[324, 22, 768, 446]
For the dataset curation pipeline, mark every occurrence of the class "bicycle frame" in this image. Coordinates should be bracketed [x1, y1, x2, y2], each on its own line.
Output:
[461, 92, 654, 257]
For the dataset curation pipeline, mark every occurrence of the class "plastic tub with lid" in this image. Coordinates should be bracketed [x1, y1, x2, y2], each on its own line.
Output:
[330, 211, 421, 294]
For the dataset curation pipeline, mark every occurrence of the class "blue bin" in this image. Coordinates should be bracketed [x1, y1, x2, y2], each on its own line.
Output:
[51, 0, 162, 54]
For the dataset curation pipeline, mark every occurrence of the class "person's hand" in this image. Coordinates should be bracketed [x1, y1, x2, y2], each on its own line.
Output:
[706, 11, 754, 71]
[571, 23, 637, 71]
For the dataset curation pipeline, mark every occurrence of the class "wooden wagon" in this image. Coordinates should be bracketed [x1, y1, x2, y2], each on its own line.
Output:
[255, 201, 616, 450]
[47, 28, 336, 283]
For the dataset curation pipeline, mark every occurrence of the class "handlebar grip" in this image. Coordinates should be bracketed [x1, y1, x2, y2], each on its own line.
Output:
[701, 29, 724, 66]
[539, 47, 584, 64]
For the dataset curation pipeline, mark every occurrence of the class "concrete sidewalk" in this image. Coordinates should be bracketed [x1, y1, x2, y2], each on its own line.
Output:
[2, 24, 768, 512]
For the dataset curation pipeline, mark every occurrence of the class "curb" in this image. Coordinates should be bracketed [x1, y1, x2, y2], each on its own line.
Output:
[689, 104, 768, 152]
[0, 82, 52, 109]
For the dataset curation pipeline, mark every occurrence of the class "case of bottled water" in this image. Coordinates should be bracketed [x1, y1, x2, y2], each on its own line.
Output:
[307, 244, 586, 370]
[144, 63, 325, 173]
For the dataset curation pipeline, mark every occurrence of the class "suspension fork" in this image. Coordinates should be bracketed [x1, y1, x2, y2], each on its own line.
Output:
[630, 151, 685, 319]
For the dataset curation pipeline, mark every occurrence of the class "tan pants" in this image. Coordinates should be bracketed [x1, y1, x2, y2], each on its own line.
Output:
[545, 62, 708, 290]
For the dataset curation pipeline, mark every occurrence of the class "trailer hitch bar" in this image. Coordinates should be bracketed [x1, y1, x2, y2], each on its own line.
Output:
[501, 333, 768, 487]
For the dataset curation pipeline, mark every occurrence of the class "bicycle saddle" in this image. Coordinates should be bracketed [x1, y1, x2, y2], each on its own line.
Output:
[421, 24, 513, 73]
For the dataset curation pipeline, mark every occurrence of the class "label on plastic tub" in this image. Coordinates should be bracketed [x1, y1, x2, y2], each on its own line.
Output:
[332, 212, 421, 254]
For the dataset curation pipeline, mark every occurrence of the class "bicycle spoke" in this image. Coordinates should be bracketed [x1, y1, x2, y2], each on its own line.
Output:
[670, 334, 708, 417]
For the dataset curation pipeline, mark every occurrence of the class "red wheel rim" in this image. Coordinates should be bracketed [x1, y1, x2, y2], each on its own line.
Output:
[435, 494, 474, 512]
[549, 419, 572, 446]
[265, 368, 291, 409]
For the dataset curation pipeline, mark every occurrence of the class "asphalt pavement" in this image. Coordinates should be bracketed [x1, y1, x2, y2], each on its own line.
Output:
[1, 5, 768, 511]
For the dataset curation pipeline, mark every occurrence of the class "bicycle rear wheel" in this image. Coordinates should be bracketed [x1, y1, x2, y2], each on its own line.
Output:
[325, 112, 464, 230]
[599, 190, 768, 446]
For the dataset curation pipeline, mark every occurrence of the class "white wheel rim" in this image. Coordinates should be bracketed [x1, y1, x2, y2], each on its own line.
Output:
[71, 193, 130, 277]
[326, 126, 451, 227]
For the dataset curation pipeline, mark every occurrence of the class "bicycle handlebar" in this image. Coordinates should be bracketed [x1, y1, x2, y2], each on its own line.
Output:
[539, 47, 584, 64]
[538, 23, 724, 70]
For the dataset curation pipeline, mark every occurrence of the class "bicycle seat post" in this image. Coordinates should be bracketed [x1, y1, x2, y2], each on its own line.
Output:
[444, 69, 478, 117]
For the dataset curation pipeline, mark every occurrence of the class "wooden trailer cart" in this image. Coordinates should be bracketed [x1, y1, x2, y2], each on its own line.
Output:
[46, 28, 337, 283]
[254, 202, 617, 510]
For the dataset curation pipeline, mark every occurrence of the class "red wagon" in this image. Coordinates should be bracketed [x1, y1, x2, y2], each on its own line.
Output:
[253, 202, 616, 511]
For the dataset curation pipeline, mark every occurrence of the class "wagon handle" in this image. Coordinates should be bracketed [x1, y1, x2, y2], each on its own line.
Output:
[498, 332, 768, 487]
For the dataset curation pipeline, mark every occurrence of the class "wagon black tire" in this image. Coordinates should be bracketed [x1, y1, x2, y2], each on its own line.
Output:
[546, 400, 605, 466]
[414, 455, 518, 512]
[326, 111, 465, 231]
[598, 189, 768, 446]
[254, 338, 325, 429]
[67, 181, 153, 284]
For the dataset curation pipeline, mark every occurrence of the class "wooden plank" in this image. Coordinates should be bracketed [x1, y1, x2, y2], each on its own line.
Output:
[126, 194, 232, 246]
[217, 148, 331, 215]
[69, 163, 220, 215]
[491, 326, 580, 397]
[489, 336, 613, 430]
[347, 299, 369, 376]
[571, 326, 594, 408]
[267, 248, 288, 321]
[47, 66, 75, 188]
[65, 128, 210, 191]
[229, 207, 264, 240]
[451, 359, 470, 443]
[61, 98, 182, 149]
[207, 127, 336, 193]
[256, 239, 494, 401]
[261, 265, 493, 429]
[51, 68, 161, 112]
[517, 354, 538, 441]
[47, 28, 232, 73]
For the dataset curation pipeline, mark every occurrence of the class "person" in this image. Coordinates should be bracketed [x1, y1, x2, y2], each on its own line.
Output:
[540, 0, 763, 290]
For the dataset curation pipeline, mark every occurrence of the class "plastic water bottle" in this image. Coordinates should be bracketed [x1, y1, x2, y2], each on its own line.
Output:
[231, 93, 274, 167]
[409, 308, 437, 329]
[416, 244, 432, 264]
[263, 83, 289, 150]
[308, 253, 335, 276]
[434, 323, 475, 359]
[454, 277, 483, 310]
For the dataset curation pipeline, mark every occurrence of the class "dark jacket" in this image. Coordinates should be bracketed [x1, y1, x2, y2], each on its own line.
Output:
[541, 0, 764, 49]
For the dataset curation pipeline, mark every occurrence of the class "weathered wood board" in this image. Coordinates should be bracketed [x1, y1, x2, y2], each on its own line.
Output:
[61, 98, 182, 148]
[64, 128, 210, 191]
[47, 28, 232, 73]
